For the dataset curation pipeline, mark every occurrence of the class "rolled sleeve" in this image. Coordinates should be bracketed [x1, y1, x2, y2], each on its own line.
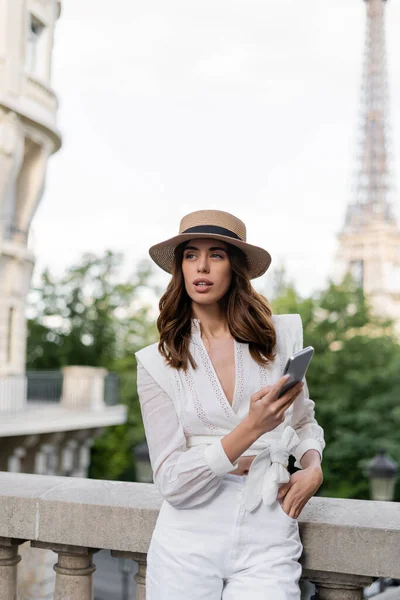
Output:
[204, 440, 238, 476]
[292, 438, 323, 469]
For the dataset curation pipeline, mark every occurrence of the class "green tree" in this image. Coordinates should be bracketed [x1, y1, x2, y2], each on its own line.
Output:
[27, 250, 160, 481]
[27, 251, 158, 369]
[272, 274, 400, 500]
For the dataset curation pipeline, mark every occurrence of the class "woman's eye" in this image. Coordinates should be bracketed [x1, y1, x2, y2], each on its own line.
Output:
[184, 252, 224, 259]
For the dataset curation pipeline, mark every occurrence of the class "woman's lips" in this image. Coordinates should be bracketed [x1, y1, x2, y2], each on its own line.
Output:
[193, 283, 213, 293]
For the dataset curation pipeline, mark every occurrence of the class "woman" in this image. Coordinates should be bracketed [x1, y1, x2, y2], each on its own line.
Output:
[135, 209, 325, 600]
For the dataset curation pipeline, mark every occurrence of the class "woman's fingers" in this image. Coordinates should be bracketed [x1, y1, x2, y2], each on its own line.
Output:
[269, 375, 291, 398]
[249, 376, 304, 435]
[253, 377, 303, 413]
[281, 382, 304, 407]
[267, 377, 302, 403]
[252, 384, 274, 401]
[264, 380, 304, 414]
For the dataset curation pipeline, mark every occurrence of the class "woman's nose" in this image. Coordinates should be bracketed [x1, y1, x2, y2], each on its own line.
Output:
[197, 254, 209, 273]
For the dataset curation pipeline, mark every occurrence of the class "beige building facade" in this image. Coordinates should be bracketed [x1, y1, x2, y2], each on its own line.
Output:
[0, 2, 127, 598]
[0, 0, 61, 388]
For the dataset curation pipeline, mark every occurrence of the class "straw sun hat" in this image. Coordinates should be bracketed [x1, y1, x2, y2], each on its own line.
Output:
[149, 209, 272, 280]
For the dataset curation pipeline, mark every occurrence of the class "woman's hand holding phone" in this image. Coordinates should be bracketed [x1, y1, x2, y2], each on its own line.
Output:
[221, 376, 304, 469]
[248, 376, 304, 437]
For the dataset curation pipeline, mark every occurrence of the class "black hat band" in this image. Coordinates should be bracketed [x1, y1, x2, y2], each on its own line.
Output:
[182, 225, 242, 241]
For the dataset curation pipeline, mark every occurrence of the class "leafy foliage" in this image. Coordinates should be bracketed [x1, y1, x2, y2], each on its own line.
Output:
[272, 274, 400, 500]
[27, 250, 159, 481]
[27, 251, 158, 369]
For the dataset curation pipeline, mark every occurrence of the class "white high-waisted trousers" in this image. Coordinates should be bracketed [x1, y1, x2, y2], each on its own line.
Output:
[146, 473, 303, 599]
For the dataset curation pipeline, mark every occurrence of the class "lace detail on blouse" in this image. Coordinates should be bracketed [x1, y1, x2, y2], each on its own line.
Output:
[275, 330, 286, 376]
[197, 342, 237, 422]
[259, 362, 269, 388]
[173, 369, 190, 434]
[183, 367, 218, 432]
[232, 342, 244, 413]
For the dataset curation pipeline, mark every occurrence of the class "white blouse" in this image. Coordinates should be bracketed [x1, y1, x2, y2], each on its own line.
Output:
[135, 314, 325, 510]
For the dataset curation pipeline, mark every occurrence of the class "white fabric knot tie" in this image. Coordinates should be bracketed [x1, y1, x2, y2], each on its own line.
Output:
[243, 426, 300, 512]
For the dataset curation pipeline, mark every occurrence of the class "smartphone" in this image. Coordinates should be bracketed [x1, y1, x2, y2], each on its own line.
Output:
[278, 346, 314, 398]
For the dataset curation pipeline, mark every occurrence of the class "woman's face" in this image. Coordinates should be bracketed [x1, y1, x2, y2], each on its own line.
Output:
[181, 238, 232, 306]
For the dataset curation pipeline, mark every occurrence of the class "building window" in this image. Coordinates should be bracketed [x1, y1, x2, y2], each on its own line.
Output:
[25, 14, 46, 77]
[7, 307, 14, 364]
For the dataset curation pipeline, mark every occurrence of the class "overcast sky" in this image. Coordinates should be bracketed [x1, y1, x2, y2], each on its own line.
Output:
[31, 0, 400, 299]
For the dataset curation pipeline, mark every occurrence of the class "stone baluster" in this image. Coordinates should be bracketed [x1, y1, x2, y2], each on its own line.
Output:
[31, 542, 96, 600]
[111, 550, 147, 600]
[39, 442, 58, 475]
[7, 446, 26, 472]
[75, 439, 93, 477]
[44, 432, 67, 475]
[0, 537, 23, 600]
[303, 570, 374, 600]
[61, 439, 78, 476]
[39, 443, 53, 474]
[20, 434, 40, 473]
[34, 448, 47, 474]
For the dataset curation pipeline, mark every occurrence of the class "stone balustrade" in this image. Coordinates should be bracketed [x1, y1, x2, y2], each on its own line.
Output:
[1, 471, 400, 600]
[0, 367, 117, 414]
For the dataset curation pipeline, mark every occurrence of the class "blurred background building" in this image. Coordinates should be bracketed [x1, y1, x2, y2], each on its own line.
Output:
[0, 1, 127, 598]
[335, 0, 400, 333]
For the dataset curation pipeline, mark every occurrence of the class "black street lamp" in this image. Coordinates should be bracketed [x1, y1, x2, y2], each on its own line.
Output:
[365, 450, 398, 595]
[366, 449, 398, 502]
[133, 440, 153, 483]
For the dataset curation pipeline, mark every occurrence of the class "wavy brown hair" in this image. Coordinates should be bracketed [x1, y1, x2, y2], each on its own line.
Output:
[157, 241, 276, 370]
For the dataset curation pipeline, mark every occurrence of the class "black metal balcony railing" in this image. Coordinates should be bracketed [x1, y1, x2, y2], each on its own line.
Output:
[26, 371, 120, 406]
[104, 371, 120, 406]
[26, 371, 62, 402]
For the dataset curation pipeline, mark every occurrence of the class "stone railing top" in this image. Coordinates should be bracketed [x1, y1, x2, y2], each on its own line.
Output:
[0, 403, 127, 437]
[0, 471, 400, 579]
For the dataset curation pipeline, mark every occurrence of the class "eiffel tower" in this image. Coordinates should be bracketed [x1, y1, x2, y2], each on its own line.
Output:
[335, 0, 400, 329]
